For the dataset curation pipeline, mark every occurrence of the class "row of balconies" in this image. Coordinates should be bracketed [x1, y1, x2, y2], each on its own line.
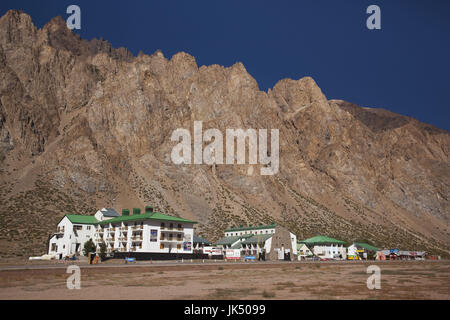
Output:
[96, 226, 185, 234]
[98, 236, 145, 242]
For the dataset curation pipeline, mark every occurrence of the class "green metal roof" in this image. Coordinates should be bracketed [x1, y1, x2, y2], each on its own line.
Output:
[66, 215, 99, 224]
[193, 235, 210, 245]
[299, 235, 346, 245]
[225, 223, 277, 232]
[96, 211, 197, 225]
[353, 242, 379, 251]
[215, 234, 252, 246]
[241, 234, 273, 244]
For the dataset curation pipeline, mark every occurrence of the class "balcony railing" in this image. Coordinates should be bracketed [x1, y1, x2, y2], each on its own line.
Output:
[161, 228, 184, 233]
[160, 237, 183, 242]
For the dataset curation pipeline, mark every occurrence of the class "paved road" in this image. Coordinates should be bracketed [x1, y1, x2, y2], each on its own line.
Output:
[0, 258, 443, 271]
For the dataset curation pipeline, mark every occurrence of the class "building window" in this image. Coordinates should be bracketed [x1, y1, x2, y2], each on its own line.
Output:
[87, 226, 91, 230]
[177, 244, 181, 250]
[51, 244, 57, 251]
[161, 222, 165, 228]
[150, 229, 157, 242]
[160, 243, 164, 249]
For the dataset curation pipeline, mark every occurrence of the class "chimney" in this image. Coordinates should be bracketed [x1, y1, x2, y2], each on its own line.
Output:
[145, 206, 153, 213]
[122, 209, 130, 216]
[133, 208, 141, 215]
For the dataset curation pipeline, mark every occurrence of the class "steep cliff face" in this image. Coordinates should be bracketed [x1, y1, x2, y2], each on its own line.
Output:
[0, 10, 448, 257]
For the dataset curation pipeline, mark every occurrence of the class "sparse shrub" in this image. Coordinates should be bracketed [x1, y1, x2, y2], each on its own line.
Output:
[99, 241, 107, 261]
[262, 290, 276, 298]
[83, 238, 96, 256]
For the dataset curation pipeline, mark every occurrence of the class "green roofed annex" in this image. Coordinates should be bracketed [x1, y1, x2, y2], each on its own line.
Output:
[298, 235, 347, 260]
[48, 206, 197, 260]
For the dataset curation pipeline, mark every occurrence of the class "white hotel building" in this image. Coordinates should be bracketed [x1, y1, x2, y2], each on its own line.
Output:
[48, 206, 197, 259]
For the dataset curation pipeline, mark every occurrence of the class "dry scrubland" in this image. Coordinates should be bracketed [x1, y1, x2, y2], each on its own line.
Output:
[0, 261, 448, 300]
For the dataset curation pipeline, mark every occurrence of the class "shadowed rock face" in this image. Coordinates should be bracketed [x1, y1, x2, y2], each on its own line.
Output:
[0, 10, 448, 258]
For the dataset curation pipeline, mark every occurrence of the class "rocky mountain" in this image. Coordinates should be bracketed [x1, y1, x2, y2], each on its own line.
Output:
[0, 10, 448, 258]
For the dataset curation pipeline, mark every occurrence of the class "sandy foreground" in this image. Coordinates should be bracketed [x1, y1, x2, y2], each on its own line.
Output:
[0, 260, 448, 300]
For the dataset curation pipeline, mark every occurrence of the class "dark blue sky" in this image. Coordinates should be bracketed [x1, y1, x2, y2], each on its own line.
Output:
[1, 0, 449, 130]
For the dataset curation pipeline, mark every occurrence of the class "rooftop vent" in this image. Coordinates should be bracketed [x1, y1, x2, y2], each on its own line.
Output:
[122, 209, 130, 216]
[145, 206, 153, 213]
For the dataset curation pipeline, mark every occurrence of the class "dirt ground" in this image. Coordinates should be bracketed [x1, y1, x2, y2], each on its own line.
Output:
[0, 260, 448, 300]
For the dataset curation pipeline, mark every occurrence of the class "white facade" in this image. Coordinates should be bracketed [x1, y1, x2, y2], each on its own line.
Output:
[225, 226, 276, 237]
[312, 244, 346, 260]
[297, 243, 313, 260]
[48, 217, 95, 259]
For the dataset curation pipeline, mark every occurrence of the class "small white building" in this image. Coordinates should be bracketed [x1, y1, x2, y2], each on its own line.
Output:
[297, 243, 313, 260]
[299, 235, 347, 260]
[48, 214, 98, 259]
[48, 206, 197, 259]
